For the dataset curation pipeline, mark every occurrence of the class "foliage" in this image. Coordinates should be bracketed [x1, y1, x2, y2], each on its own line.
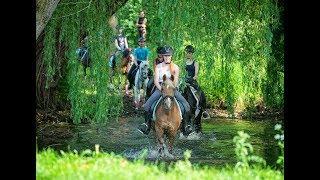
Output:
[274, 123, 284, 171]
[37, 147, 283, 179]
[40, 0, 284, 122]
[43, 0, 123, 123]
[140, 0, 284, 113]
[233, 131, 266, 170]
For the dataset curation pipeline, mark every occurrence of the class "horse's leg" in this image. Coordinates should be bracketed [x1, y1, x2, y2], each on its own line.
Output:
[167, 127, 176, 155]
[194, 90, 208, 132]
[180, 117, 186, 136]
[155, 123, 164, 156]
[83, 65, 87, 76]
[134, 72, 140, 108]
[125, 79, 130, 95]
[142, 78, 148, 104]
[134, 86, 140, 109]
[194, 109, 202, 133]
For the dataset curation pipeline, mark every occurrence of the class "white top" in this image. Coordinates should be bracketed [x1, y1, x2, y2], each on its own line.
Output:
[157, 64, 171, 83]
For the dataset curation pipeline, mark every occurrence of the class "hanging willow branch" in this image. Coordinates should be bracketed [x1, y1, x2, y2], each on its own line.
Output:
[39, 0, 284, 123]
[51, 0, 93, 19]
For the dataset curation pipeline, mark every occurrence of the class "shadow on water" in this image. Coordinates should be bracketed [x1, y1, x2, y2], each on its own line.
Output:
[37, 113, 282, 167]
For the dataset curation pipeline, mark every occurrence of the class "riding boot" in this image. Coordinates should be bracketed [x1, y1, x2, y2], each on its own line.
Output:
[138, 111, 152, 135]
[182, 111, 192, 136]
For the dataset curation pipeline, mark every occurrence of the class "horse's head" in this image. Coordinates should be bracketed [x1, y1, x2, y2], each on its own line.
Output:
[161, 75, 176, 110]
[139, 61, 149, 79]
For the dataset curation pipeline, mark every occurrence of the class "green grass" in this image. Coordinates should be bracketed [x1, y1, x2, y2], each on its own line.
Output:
[37, 149, 283, 180]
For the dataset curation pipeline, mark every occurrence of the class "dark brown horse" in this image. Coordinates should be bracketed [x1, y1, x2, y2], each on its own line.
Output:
[154, 75, 181, 155]
[120, 48, 133, 75]
[181, 78, 207, 133]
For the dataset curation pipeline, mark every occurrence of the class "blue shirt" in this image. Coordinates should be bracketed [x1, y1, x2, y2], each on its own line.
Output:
[134, 47, 150, 62]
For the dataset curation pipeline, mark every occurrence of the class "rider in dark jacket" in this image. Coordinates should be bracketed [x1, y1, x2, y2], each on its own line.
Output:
[184, 45, 209, 119]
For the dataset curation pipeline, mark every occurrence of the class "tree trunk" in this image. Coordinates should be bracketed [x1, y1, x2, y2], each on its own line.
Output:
[36, 0, 60, 40]
[36, 0, 128, 40]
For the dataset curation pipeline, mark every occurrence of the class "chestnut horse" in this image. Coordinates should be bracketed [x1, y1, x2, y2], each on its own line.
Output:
[155, 75, 181, 155]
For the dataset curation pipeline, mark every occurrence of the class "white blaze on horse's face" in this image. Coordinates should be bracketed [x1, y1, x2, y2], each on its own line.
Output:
[162, 79, 175, 110]
[140, 61, 149, 79]
[164, 97, 172, 110]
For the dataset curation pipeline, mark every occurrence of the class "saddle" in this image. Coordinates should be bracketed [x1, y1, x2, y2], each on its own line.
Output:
[151, 96, 184, 121]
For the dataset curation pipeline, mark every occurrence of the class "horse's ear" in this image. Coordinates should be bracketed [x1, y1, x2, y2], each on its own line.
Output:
[170, 75, 174, 81]
[163, 75, 167, 82]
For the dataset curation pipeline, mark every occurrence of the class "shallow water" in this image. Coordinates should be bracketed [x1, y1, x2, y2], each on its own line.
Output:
[38, 115, 282, 167]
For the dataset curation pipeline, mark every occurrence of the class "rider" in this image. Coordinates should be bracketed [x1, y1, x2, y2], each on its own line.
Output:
[109, 26, 128, 81]
[127, 37, 150, 89]
[114, 26, 128, 54]
[146, 46, 165, 98]
[154, 46, 165, 68]
[184, 45, 209, 118]
[136, 10, 147, 38]
[76, 34, 90, 76]
[138, 45, 192, 135]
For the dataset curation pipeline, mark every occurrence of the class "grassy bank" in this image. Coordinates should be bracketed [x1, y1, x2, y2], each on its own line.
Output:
[37, 148, 283, 180]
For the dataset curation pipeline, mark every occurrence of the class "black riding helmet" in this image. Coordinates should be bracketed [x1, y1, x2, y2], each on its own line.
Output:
[156, 46, 164, 54]
[160, 45, 173, 55]
[185, 45, 195, 53]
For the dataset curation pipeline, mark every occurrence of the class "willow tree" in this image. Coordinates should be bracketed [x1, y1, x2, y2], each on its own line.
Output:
[37, 0, 128, 123]
[38, 0, 284, 123]
[136, 0, 284, 114]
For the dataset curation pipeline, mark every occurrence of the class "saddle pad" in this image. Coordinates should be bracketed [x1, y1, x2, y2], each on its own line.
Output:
[152, 97, 183, 121]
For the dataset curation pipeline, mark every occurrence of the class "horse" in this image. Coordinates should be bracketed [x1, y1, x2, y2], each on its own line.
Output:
[120, 48, 133, 75]
[146, 75, 192, 136]
[133, 61, 150, 109]
[154, 75, 182, 155]
[181, 78, 208, 134]
[120, 49, 134, 95]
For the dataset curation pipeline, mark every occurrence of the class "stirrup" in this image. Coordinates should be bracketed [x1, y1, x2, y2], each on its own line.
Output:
[137, 123, 149, 135]
[185, 125, 192, 136]
[202, 111, 210, 119]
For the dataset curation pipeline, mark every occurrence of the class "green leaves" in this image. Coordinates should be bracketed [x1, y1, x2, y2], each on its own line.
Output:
[41, 0, 284, 121]
[42, 0, 123, 124]
[233, 131, 266, 170]
[37, 148, 283, 179]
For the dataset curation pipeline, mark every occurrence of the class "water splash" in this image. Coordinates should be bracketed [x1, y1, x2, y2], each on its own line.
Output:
[122, 144, 185, 161]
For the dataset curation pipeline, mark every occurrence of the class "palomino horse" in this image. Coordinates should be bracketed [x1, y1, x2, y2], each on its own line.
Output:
[181, 78, 208, 134]
[155, 75, 181, 155]
[134, 61, 149, 109]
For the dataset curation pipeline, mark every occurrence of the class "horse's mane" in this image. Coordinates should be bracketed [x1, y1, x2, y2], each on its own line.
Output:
[162, 78, 175, 89]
